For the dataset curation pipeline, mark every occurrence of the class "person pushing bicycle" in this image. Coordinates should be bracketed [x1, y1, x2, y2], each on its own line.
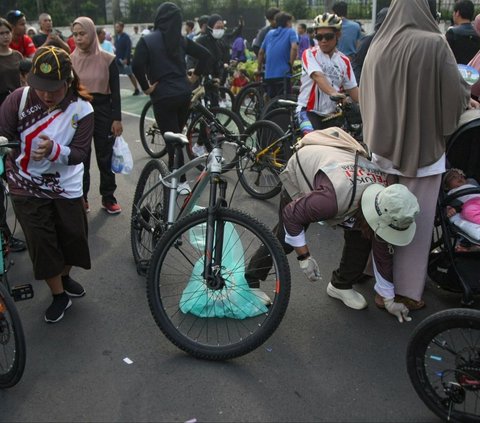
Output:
[245, 127, 420, 323]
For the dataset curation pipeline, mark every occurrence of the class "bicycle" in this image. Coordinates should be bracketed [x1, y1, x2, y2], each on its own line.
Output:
[132, 132, 291, 359]
[139, 81, 242, 160]
[0, 140, 31, 389]
[406, 308, 480, 423]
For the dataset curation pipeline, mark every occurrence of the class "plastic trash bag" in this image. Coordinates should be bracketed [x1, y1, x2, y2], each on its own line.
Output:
[180, 213, 268, 319]
[111, 136, 133, 174]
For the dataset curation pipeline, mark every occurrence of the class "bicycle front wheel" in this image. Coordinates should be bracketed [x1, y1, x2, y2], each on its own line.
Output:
[0, 282, 26, 389]
[406, 308, 480, 423]
[131, 159, 170, 276]
[139, 100, 167, 158]
[147, 207, 291, 360]
[236, 120, 285, 200]
[233, 85, 264, 127]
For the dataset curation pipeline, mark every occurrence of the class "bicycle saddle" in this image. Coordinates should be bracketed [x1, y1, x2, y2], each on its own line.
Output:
[164, 132, 189, 146]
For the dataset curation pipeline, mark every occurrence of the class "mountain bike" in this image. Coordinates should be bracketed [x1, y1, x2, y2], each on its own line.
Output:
[132, 132, 291, 360]
[0, 140, 31, 389]
[406, 308, 480, 423]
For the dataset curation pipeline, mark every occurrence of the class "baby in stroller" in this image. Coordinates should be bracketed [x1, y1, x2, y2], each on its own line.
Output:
[444, 168, 480, 251]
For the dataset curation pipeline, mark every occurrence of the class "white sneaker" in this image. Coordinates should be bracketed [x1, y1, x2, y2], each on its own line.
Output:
[250, 288, 272, 306]
[326, 282, 367, 310]
[177, 181, 191, 194]
[192, 143, 207, 157]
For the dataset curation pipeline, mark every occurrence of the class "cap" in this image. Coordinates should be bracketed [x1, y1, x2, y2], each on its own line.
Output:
[6, 10, 25, 25]
[361, 184, 420, 246]
[27, 46, 73, 92]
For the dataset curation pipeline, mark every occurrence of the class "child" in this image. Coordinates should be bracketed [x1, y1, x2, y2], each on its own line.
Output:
[230, 69, 249, 95]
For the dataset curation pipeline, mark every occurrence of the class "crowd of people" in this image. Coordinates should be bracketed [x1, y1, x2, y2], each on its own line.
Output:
[0, 0, 479, 324]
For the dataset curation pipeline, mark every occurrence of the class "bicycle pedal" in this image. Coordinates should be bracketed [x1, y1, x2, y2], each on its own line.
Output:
[11, 284, 34, 302]
[136, 260, 150, 277]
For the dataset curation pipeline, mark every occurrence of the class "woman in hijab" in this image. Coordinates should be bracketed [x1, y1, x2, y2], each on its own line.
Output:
[360, 0, 476, 308]
[132, 2, 210, 192]
[71, 17, 123, 214]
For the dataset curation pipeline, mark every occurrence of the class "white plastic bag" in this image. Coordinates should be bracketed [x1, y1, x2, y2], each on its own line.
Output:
[111, 136, 133, 174]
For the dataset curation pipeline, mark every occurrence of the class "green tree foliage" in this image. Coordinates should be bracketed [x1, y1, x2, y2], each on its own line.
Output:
[284, 0, 309, 19]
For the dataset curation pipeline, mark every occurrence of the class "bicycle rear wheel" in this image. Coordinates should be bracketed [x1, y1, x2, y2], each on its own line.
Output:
[139, 101, 167, 158]
[186, 106, 244, 172]
[131, 159, 170, 276]
[233, 85, 264, 127]
[146, 207, 291, 360]
[237, 120, 285, 200]
[0, 282, 26, 389]
[406, 308, 480, 423]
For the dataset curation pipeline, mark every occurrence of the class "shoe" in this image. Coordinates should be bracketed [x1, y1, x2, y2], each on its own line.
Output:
[84, 199, 90, 213]
[101, 201, 122, 214]
[374, 293, 425, 310]
[8, 236, 26, 253]
[326, 282, 367, 310]
[132, 89, 141, 96]
[45, 293, 72, 323]
[62, 275, 86, 297]
[192, 143, 207, 157]
[250, 288, 272, 306]
[177, 181, 191, 194]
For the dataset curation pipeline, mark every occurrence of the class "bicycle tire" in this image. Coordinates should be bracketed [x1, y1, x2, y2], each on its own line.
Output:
[146, 207, 291, 360]
[0, 281, 26, 389]
[406, 308, 480, 423]
[260, 93, 298, 119]
[186, 106, 244, 172]
[236, 120, 285, 200]
[233, 85, 264, 127]
[139, 100, 167, 158]
[131, 159, 170, 276]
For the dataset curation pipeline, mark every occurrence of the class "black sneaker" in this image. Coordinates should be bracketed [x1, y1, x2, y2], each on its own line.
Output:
[62, 275, 86, 297]
[45, 293, 72, 323]
[9, 236, 26, 253]
[132, 89, 141, 96]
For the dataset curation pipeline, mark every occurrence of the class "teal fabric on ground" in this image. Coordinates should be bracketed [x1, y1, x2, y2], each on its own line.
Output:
[180, 219, 268, 319]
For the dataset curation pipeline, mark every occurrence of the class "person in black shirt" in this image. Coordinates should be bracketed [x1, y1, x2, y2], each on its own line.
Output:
[132, 2, 211, 192]
[446, 0, 480, 64]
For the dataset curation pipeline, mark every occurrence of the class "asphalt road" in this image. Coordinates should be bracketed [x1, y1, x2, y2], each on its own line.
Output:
[0, 80, 466, 422]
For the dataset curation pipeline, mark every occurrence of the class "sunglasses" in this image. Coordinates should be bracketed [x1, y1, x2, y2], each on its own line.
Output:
[315, 33, 336, 42]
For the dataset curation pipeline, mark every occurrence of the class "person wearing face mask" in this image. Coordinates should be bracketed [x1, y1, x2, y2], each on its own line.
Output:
[0, 46, 94, 323]
[194, 14, 231, 106]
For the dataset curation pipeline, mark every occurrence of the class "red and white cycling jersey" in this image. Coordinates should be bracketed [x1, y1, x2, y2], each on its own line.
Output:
[297, 46, 357, 115]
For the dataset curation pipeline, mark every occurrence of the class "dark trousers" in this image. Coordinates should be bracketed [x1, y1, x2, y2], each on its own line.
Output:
[265, 77, 291, 99]
[245, 190, 371, 289]
[0, 184, 11, 238]
[152, 93, 191, 182]
[83, 101, 117, 203]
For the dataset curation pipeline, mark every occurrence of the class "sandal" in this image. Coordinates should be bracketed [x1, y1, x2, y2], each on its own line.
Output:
[374, 294, 425, 310]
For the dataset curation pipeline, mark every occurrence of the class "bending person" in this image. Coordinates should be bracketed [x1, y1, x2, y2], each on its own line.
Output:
[245, 128, 420, 322]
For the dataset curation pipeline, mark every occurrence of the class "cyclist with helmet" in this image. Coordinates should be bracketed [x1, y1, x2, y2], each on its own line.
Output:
[296, 13, 358, 135]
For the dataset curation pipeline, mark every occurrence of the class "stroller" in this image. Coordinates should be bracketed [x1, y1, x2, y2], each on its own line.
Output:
[428, 109, 480, 306]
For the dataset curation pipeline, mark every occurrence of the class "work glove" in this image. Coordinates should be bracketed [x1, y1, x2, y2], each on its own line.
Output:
[299, 256, 321, 282]
[0, 136, 11, 156]
[384, 298, 412, 323]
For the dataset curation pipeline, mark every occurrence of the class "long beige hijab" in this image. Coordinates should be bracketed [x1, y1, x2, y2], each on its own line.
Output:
[360, 0, 469, 177]
[71, 17, 114, 95]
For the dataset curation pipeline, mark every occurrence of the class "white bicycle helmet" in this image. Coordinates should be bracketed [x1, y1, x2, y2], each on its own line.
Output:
[313, 13, 342, 30]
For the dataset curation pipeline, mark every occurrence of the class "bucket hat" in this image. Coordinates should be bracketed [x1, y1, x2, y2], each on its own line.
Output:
[361, 184, 419, 246]
[27, 46, 72, 92]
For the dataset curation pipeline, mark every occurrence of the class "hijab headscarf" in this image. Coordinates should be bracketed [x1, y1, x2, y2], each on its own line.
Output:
[360, 0, 469, 177]
[153, 2, 184, 65]
[71, 17, 114, 94]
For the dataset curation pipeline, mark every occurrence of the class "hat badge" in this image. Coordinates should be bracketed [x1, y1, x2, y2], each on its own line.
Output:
[39, 63, 52, 74]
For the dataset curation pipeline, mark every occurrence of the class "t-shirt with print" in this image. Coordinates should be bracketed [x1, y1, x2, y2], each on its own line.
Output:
[297, 46, 357, 116]
[9, 35, 36, 58]
[261, 26, 298, 79]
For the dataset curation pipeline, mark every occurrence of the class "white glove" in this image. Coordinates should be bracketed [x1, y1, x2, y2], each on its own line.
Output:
[299, 256, 321, 282]
[0, 136, 10, 156]
[384, 298, 412, 323]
